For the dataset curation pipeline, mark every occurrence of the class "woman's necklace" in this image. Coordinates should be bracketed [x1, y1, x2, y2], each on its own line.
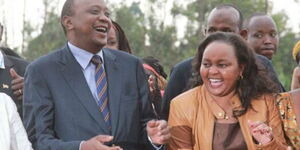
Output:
[217, 111, 232, 120]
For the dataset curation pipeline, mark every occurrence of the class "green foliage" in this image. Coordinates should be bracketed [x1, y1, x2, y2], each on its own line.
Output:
[272, 12, 299, 90]
[23, 12, 66, 61]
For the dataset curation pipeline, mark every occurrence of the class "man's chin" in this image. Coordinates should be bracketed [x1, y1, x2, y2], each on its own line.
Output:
[260, 50, 275, 60]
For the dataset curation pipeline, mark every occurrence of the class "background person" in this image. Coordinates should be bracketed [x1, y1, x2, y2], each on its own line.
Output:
[142, 56, 167, 118]
[0, 22, 29, 117]
[276, 88, 300, 149]
[291, 40, 300, 90]
[0, 93, 33, 150]
[245, 13, 279, 60]
[105, 20, 132, 54]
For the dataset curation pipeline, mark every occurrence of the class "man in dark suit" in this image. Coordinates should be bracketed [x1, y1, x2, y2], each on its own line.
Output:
[23, 0, 170, 150]
[161, 4, 284, 120]
[0, 23, 28, 117]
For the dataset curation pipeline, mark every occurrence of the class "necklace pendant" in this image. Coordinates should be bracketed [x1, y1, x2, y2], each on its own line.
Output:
[225, 115, 229, 120]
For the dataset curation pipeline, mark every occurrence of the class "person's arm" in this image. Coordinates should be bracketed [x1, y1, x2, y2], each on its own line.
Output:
[291, 67, 300, 90]
[167, 100, 193, 150]
[161, 66, 185, 120]
[23, 64, 81, 150]
[5, 94, 33, 150]
[250, 95, 287, 150]
[136, 60, 159, 148]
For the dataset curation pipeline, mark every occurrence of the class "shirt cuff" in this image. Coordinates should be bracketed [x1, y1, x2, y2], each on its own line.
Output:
[148, 136, 163, 150]
[79, 141, 84, 150]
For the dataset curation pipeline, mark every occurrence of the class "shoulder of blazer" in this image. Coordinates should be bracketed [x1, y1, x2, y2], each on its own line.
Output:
[103, 48, 140, 64]
[29, 45, 69, 68]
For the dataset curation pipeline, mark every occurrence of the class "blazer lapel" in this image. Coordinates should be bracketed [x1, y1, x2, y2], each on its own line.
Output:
[59, 45, 110, 134]
[103, 49, 122, 136]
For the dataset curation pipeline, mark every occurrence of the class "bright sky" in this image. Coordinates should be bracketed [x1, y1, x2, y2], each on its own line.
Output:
[0, 0, 299, 51]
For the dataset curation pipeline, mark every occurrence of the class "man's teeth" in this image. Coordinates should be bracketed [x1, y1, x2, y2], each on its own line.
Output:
[209, 79, 221, 82]
[96, 27, 107, 32]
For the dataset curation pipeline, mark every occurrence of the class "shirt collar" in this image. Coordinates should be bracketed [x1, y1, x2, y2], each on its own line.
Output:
[68, 42, 104, 70]
[0, 51, 5, 69]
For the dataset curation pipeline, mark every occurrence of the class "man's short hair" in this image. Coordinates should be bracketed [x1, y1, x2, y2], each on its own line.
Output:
[214, 3, 244, 29]
[243, 12, 268, 29]
[60, 0, 75, 34]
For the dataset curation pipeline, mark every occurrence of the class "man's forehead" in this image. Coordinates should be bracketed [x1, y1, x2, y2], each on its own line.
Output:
[73, 0, 107, 7]
[208, 8, 239, 24]
[248, 16, 277, 30]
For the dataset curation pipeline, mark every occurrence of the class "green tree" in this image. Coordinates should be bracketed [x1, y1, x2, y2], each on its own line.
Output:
[23, 12, 65, 61]
[272, 12, 299, 90]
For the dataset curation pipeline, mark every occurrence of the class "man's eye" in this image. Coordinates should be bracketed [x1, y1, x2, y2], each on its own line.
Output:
[253, 33, 263, 38]
[222, 29, 232, 33]
[105, 11, 110, 18]
[90, 9, 99, 14]
[207, 28, 216, 33]
[270, 32, 277, 37]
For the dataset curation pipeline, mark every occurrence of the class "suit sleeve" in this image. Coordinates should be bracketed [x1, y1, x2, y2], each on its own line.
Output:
[136, 59, 157, 149]
[23, 64, 81, 150]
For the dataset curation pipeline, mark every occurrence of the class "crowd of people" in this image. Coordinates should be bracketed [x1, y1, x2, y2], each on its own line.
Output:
[1, 0, 300, 149]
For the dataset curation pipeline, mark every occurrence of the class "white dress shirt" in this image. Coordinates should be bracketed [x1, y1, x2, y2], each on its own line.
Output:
[0, 93, 33, 150]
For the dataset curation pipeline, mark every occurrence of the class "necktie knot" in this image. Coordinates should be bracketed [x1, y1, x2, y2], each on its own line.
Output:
[91, 55, 103, 65]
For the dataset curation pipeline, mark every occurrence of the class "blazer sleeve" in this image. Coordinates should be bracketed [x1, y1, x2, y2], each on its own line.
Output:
[136, 59, 157, 148]
[254, 95, 288, 150]
[167, 99, 193, 150]
[23, 64, 81, 150]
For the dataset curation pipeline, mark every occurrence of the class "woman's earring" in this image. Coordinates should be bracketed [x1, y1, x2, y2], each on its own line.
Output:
[240, 74, 243, 80]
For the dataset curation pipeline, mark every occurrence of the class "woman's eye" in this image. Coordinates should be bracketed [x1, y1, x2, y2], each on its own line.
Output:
[218, 64, 227, 68]
[202, 63, 211, 68]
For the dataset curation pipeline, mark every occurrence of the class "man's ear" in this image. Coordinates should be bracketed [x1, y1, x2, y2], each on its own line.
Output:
[203, 28, 207, 37]
[240, 29, 248, 40]
[62, 16, 74, 31]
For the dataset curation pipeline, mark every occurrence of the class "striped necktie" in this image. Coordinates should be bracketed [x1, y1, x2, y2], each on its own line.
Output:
[91, 55, 111, 130]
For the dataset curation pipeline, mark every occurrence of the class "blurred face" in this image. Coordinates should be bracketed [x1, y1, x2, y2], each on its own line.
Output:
[247, 16, 278, 60]
[65, 0, 112, 53]
[105, 25, 119, 50]
[200, 41, 243, 97]
[205, 8, 240, 36]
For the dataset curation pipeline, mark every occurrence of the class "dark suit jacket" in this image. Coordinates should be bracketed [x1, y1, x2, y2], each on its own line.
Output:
[161, 54, 284, 120]
[23, 45, 156, 150]
[0, 50, 28, 116]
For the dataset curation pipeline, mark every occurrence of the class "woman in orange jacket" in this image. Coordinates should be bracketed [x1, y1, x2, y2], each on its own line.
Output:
[168, 32, 287, 150]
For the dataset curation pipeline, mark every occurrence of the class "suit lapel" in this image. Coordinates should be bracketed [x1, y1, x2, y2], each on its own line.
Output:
[103, 49, 122, 136]
[59, 45, 110, 134]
